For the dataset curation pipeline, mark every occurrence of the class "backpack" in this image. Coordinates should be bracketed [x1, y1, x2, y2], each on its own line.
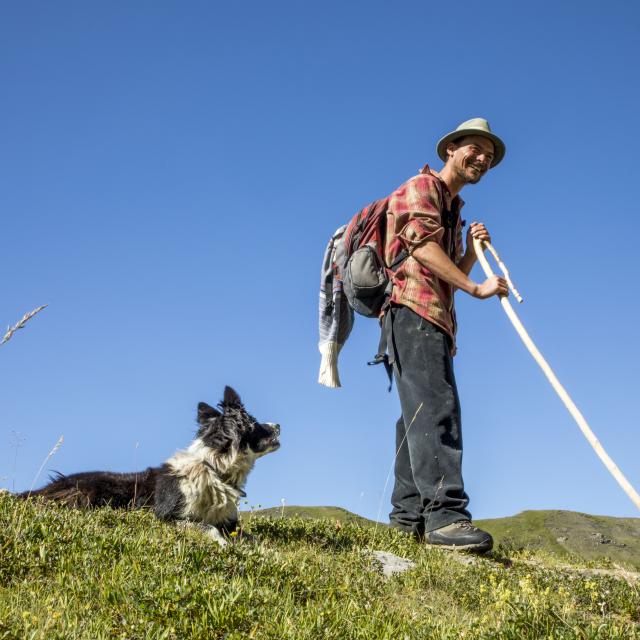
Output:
[318, 173, 446, 389]
[338, 197, 408, 318]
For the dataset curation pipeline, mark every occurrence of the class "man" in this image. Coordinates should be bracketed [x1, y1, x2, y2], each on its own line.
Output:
[384, 118, 508, 553]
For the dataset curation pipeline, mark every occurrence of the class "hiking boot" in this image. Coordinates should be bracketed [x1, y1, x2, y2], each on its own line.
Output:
[389, 521, 424, 541]
[426, 520, 493, 553]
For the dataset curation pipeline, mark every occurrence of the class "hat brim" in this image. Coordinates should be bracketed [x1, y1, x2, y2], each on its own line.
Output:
[437, 129, 505, 168]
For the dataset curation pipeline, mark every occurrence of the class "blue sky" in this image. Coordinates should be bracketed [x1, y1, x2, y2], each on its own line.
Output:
[2, 1, 639, 522]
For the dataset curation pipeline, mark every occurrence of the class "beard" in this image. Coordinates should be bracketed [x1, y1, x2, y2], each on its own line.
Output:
[456, 164, 485, 185]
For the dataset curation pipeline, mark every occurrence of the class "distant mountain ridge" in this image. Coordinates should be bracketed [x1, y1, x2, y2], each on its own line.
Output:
[247, 506, 640, 570]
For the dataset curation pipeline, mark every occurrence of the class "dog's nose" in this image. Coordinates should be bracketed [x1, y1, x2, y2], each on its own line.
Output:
[268, 422, 280, 435]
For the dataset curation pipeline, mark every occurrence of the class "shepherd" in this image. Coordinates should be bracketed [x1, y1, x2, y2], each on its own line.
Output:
[381, 118, 509, 552]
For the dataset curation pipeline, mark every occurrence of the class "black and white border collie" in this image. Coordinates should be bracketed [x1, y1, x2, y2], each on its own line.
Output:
[21, 387, 280, 544]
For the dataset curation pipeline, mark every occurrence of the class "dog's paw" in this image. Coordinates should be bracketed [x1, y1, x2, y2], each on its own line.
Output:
[202, 526, 228, 546]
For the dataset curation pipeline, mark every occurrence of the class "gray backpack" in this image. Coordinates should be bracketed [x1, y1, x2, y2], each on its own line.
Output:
[338, 197, 407, 318]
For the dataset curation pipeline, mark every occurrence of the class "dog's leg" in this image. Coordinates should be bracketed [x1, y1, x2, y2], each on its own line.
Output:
[176, 520, 228, 546]
[202, 525, 228, 546]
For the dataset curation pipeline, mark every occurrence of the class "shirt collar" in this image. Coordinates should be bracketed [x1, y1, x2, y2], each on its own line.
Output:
[419, 164, 464, 211]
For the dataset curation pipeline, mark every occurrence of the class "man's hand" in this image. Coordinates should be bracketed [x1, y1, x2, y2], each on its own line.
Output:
[465, 221, 491, 258]
[457, 221, 492, 276]
[411, 241, 508, 300]
[473, 275, 509, 299]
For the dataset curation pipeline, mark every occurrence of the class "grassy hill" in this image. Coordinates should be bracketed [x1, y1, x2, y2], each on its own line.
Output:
[1, 494, 639, 639]
[244, 505, 378, 526]
[252, 505, 640, 570]
[477, 510, 640, 571]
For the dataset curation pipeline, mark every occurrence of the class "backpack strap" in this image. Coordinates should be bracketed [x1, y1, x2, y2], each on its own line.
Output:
[367, 330, 393, 392]
[367, 307, 398, 392]
[388, 248, 409, 271]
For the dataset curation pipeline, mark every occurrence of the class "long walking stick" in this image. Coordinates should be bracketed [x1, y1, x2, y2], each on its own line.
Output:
[473, 237, 640, 513]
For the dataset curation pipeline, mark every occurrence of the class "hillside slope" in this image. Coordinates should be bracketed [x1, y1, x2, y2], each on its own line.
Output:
[252, 505, 640, 570]
[245, 505, 378, 525]
[477, 510, 640, 570]
[1, 495, 638, 639]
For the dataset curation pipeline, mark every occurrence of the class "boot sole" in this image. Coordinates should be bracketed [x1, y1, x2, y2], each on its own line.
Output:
[425, 541, 493, 554]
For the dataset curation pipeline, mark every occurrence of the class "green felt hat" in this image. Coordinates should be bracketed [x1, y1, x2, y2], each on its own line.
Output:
[436, 118, 505, 168]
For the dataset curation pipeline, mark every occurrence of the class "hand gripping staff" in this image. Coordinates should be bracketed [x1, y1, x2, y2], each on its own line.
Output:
[472, 237, 640, 513]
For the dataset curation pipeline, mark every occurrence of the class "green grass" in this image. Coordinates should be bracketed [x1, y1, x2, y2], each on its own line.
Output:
[253, 506, 640, 571]
[476, 510, 640, 571]
[244, 505, 378, 526]
[1, 494, 639, 639]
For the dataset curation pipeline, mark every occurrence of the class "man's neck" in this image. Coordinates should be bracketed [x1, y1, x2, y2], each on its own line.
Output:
[433, 164, 466, 198]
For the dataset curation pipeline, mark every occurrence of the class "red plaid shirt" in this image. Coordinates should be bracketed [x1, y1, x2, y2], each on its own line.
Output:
[384, 165, 465, 354]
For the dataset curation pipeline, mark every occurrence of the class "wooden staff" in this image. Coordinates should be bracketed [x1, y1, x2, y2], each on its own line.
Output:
[473, 237, 640, 513]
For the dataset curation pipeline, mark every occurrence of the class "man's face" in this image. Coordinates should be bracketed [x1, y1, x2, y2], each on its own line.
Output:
[447, 135, 495, 184]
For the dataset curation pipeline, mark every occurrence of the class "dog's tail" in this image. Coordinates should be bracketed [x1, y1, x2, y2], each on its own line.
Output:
[16, 470, 65, 499]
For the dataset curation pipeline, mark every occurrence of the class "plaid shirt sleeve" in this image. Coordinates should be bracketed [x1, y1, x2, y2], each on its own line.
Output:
[388, 174, 445, 253]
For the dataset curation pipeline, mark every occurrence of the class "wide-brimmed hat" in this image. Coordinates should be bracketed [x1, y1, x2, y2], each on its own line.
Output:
[436, 118, 505, 168]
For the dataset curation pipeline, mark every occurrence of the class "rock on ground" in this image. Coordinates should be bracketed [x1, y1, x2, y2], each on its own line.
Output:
[370, 550, 416, 578]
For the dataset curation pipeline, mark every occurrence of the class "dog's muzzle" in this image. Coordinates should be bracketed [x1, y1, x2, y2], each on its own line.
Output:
[265, 423, 281, 449]
[267, 423, 281, 436]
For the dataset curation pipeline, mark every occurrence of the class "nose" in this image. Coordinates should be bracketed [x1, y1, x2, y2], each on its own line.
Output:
[477, 154, 491, 168]
[267, 422, 280, 435]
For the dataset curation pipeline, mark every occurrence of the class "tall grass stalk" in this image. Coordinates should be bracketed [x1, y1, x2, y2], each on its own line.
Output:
[28, 435, 64, 495]
[423, 474, 445, 534]
[1, 304, 48, 346]
[9, 430, 26, 492]
[13, 435, 64, 538]
[371, 402, 423, 546]
[132, 441, 140, 509]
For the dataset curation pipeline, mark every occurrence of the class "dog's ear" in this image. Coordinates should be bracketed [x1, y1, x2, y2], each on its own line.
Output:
[197, 402, 221, 424]
[222, 386, 242, 407]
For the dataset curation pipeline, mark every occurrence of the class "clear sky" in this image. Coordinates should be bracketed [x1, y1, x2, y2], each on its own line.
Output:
[2, 1, 639, 522]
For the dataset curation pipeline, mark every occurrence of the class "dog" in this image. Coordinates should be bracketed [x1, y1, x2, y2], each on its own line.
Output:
[21, 386, 280, 544]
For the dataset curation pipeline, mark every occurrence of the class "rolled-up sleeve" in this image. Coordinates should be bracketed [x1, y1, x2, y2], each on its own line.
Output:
[389, 175, 444, 253]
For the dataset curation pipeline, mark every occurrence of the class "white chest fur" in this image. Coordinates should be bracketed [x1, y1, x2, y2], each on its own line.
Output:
[165, 439, 254, 526]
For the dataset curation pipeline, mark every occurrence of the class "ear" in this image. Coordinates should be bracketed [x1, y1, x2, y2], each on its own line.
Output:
[222, 386, 242, 407]
[197, 402, 221, 424]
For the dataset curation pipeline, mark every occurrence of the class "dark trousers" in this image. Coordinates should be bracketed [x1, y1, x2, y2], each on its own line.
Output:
[387, 306, 471, 534]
